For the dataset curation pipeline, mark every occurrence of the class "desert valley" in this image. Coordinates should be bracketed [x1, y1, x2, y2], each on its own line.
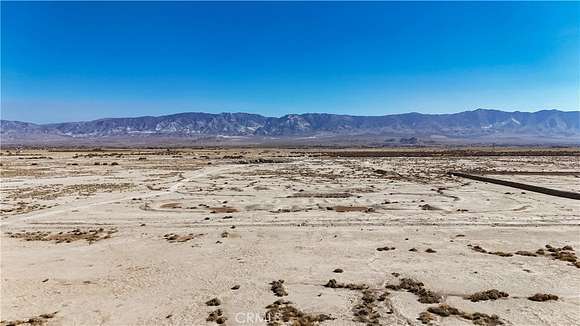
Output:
[1, 147, 579, 326]
[3, 1, 579, 325]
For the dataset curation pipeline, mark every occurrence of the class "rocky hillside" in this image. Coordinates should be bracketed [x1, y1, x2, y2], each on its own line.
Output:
[2, 109, 578, 141]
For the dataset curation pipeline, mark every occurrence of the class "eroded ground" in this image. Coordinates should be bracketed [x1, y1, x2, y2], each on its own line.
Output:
[1, 149, 579, 326]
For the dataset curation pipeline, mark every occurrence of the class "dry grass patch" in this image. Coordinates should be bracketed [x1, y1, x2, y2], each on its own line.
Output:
[163, 233, 205, 243]
[352, 290, 382, 325]
[386, 278, 442, 304]
[0, 168, 50, 178]
[205, 298, 221, 306]
[6, 228, 117, 244]
[426, 304, 503, 326]
[323, 279, 368, 291]
[515, 250, 537, 257]
[334, 206, 372, 213]
[265, 299, 333, 326]
[528, 293, 558, 302]
[0, 312, 57, 326]
[1, 202, 57, 216]
[418, 311, 436, 324]
[288, 192, 353, 198]
[270, 280, 288, 297]
[159, 202, 182, 209]
[469, 244, 579, 268]
[209, 207, 239, 213]
[206, 309, 226, 324]
[468, 244, 512, 257]
[467, 289, 509, 302]
[9, 183, 134, 201]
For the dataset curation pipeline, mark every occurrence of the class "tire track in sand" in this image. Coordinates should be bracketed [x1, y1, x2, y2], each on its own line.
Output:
[0, 165, 234, 227]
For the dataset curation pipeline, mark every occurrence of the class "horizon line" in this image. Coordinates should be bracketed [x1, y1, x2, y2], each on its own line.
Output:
[3, 108, 579, 125]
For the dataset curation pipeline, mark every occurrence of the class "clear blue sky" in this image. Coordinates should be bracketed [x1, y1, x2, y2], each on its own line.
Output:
[2, 1, 578, 123]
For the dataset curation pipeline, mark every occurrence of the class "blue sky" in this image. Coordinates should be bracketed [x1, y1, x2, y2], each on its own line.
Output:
[1, 2, 579, 123]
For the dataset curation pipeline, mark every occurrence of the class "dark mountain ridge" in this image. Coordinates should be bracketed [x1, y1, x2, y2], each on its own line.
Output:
[1, 109, 579, 145]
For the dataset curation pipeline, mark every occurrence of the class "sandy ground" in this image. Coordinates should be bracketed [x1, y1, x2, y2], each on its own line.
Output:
[1, 149, 579, 326]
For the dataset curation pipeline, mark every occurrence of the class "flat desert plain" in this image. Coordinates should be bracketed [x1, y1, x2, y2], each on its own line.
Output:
[1, 148, 579, 326]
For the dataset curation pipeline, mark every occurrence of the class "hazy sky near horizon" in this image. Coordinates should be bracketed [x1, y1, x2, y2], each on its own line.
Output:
[2, 2, 579, 123]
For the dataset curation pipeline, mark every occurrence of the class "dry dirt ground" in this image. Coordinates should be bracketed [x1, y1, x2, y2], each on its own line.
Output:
[1, 149, 579, 326]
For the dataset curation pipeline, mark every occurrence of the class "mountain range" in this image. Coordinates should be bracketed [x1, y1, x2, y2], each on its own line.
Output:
[1, 109, 579, 146]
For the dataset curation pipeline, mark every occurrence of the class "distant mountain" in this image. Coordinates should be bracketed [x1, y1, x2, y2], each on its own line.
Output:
[2, 109, 579, 145]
